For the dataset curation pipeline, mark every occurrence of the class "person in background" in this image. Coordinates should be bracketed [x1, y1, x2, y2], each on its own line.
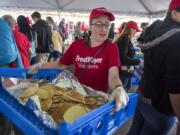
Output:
[108, 23, 115, 41]
[46, 16, 58, 31]
[0, 18, 23, 135]
[115, 21, 141, 91]
[29, 7, 129, 112]
[0, 18, 23, 68]
[58, 18, 66, 41]
[3, 15, 31, 68]
[74, 21, 82, 40]
[17, 15, 37, 65]
[128, 0, 180, 134]
[118, 22, 126, 34]
[140, 22, 149, 31]
[46, 16, 64, 61]
[31, 11, 52, 63]
[82, 28, 90, 38]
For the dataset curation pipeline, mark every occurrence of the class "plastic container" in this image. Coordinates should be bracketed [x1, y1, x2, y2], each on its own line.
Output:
[134, 47, 141, 53]
[134, 47, 144, 59]
[131, 74, 140, 86]
[131, 66, 144, 86]
[0, 68, 139, 135]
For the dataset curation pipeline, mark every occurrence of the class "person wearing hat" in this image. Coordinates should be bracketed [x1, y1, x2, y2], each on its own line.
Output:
[29, 7, 129, 112]
[128, 0, 180, 134]
[114, 20, 141, 91]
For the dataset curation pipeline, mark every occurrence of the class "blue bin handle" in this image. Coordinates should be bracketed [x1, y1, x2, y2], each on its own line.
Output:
[0, 68, 61, 81]
[0, 68, 28, 78]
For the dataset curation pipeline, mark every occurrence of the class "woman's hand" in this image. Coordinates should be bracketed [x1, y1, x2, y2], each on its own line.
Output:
[109, 86, 129, 112]
[28, 63, 42, 74]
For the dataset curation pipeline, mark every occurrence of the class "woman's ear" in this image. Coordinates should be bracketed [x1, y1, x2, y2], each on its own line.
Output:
[171, 10, 178, 21]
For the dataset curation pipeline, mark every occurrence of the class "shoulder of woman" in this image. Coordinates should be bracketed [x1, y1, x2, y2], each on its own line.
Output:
[70, 38, 86, 47]
[106, 41, 118, 49]
[121, 36, 129, 42]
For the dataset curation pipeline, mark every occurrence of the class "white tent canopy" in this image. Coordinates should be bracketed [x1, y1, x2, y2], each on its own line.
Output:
[0, 0, 171, 16]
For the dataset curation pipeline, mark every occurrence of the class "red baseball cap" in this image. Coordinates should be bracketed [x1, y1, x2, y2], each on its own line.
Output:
[126, 21, 141, 32]
[169, 0, 180, 11]
[26, 17, 32, 25]
[89, 7, 115, 22]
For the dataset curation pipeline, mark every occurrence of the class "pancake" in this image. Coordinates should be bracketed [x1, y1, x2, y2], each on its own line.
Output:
[20, 87, 38, 98]
[63, 104, 90, 123]
[63, 91, 85, 104]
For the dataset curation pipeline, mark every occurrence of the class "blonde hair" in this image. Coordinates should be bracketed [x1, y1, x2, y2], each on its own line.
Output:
[114, 25, 133, 43]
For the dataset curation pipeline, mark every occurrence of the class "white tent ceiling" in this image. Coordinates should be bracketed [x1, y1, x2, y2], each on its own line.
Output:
[0, 0, 171, 16]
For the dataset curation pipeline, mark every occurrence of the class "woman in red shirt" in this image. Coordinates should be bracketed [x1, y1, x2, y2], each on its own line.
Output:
[29, 7, 129, 112]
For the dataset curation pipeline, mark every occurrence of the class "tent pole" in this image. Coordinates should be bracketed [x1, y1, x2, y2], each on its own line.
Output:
[55, 0, 62, 22]
[61, 0, 76, 8]
[138, 0, 152, 14]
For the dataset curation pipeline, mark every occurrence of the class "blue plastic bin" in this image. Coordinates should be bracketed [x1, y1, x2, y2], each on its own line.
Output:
[131, 66, 144, 86]
[0, 68, 139, 135]
[131, 74, 140, 86]
[134, 47, 144, 59]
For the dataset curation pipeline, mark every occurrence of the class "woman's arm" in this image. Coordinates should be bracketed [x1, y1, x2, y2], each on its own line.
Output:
[108, 66, 122, 90]
[108, 66, 129, 112]
[40, 61, 67, 69]
[28, 61, 68, 74]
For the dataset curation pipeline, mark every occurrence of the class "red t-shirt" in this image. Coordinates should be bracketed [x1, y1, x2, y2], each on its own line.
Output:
[13, 29, 30, 68]
[60, 39, 120, 93]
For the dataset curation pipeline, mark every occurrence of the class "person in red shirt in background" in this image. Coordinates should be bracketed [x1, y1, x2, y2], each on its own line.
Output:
[29, 7, 129, 112]
[3, 15, 31, 68]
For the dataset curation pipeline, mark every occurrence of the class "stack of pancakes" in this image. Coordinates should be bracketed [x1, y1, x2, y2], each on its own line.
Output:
[20, 84, 104, 124]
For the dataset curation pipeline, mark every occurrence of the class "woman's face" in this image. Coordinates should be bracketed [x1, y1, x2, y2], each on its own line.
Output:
[89, 15, 110, 43]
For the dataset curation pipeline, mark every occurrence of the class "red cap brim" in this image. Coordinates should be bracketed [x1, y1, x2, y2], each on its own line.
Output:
[103, 12, 115, 21]
[136, 28, 141, 32]
[90, 11, 115, 21]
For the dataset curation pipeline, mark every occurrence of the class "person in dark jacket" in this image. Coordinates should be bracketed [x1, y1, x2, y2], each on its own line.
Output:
[115, 21, 141, 91]
[128, 0, 180, 134]
[108, 23, 115, 41]
[31, 11, 52, 63]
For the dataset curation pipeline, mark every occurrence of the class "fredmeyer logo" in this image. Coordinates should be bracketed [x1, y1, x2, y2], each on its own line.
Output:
[75, 55, 103, 69]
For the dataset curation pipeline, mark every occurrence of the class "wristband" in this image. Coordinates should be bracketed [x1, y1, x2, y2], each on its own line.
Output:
[113, 84, 123, 90]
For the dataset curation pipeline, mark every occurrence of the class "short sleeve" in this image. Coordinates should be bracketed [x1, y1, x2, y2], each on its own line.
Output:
[24, 34, 31, 49]
[164, 41, 180, 94]
[108, 43, 121, 69]
[59, 42, 75, 66]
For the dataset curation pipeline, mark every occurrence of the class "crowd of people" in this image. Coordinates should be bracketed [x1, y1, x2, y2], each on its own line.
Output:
[0, 0, 180, 135]
[0, 11, 65, 69]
